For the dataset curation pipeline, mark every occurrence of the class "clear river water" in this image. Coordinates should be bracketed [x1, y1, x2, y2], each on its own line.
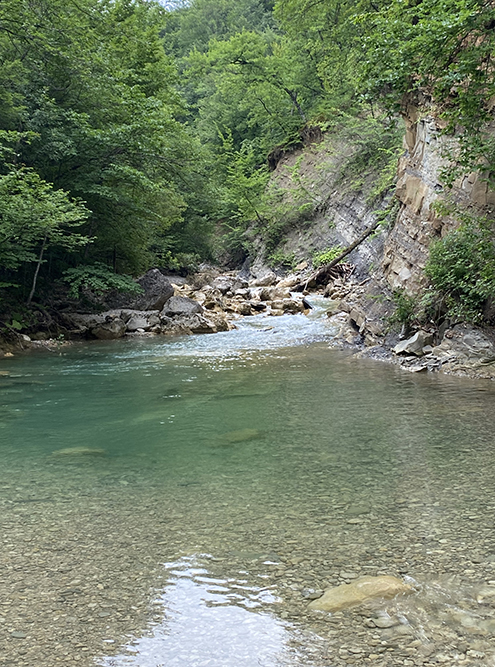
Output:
[2, 304, 495, 667]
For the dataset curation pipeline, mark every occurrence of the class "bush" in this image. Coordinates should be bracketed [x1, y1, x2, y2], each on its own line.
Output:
[387, 289, 419, 331]
[268, 249, 296, 270]
[312, 246, 343, 268]
[425, 214, 495, 324]
[63, 264, 143, 300]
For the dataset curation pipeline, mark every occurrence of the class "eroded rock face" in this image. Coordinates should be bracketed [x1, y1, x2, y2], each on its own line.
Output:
[308, 576, 412, 612]
[382, 101, 495, 294]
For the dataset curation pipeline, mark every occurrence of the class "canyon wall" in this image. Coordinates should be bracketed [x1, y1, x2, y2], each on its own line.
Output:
[383, 102, 495, 294]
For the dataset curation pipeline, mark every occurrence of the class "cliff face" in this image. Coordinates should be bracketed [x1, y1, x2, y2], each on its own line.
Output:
[382, 103, 495, 293]
[254, 106, 494, 306]
[249, 134, 390, 280]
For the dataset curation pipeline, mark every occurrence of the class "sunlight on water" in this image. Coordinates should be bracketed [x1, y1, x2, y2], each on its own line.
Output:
[99, 555, 289, 667]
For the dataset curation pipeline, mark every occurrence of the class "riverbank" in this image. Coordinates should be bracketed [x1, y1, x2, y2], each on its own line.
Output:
[3, 265, 495, 384]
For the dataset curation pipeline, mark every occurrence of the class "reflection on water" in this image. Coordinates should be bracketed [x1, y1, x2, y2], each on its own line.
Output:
[100, 555, 289, 667]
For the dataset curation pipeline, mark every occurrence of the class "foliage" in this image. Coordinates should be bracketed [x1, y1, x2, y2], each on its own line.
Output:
[388, 289, 419, 331]
[425, 210, 495, 323]
[267, 249, 296, 269]
[0, 166, 89, 270]
[63, 263, 143, 300]
[0, 0, 212, 287]
[333, 114, 403, 201]
[312, 246, 344, 269]
[2, 0, 495, 317]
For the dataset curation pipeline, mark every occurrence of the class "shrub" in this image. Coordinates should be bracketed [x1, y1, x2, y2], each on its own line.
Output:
[312, 246, 343, 268]
[425, 214, 495, 323]
[63, 264, 143, 300]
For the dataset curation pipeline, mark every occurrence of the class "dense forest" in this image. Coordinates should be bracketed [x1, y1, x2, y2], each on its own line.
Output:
[1, 0, 495, 319]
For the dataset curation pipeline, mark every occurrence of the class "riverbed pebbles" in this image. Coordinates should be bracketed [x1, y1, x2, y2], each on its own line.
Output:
[2, 448, 495, 667]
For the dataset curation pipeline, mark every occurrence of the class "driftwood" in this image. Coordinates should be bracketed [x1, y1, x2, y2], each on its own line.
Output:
[297, 221, 379, 290]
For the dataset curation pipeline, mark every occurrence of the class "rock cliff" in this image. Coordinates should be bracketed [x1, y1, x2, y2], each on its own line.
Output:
[382, 100, 495, 293]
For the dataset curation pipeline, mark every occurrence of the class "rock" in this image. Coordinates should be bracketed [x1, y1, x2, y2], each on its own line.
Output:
[251, 272, 277, 287]
[295, 260, 308, 271]
[372, 611, 400, 628]
[52, 447, 105, 457]
[237, 302, 253, 316]
[91, 318, 126, 340]
[393, 331, 434, 356]
[259, 287, 291, 301]
[205, 312, 231, 332]
[161, 296, 203, 317]
[249, 301, 267, 312]
[104, 269, 174, 311]
[219, 428, 261, 444]
[132, 269, 174, 310]
[161, 313, 219, 334]
[432, 324, 495, 364]
[308, 576, 413, 612]
[280, 298, 304, 314]
[277, 275, 300, 289]
[212, 275, 248, 295]
[122, 311, 160, 332]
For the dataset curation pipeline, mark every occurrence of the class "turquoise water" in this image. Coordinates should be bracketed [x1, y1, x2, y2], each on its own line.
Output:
[2, 309, 495, 666]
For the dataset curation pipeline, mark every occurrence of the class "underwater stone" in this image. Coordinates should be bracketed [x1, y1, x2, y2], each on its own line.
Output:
[52, 447, 106, 457]
[308, 575, 412, 612]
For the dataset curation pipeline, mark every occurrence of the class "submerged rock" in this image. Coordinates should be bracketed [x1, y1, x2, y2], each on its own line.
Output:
[219, 428, 261, 444]
[52, 447, 105, 457]
[308, 575, 412, 612]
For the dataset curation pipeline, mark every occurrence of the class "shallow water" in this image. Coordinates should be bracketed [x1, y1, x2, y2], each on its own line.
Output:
[2, 308, 495, 666]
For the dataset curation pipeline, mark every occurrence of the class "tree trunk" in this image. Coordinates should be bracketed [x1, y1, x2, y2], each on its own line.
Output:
[303, 221, 380, 289]
[27, 236, 47, 305]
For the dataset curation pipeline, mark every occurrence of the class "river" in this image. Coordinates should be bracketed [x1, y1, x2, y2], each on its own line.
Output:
[2, 304, 495, 666]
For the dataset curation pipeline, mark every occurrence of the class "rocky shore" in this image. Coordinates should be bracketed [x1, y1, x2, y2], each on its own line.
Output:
[2, 263, 495, 383]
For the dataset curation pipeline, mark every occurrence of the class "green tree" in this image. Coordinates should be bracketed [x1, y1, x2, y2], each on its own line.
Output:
[0, 167, 89, 302]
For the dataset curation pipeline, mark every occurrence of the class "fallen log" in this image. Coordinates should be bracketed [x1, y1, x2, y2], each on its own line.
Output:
[296, 221, 379, 291]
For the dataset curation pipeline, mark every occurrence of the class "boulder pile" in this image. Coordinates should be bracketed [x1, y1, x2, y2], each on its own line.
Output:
[61, 267, 311, 340]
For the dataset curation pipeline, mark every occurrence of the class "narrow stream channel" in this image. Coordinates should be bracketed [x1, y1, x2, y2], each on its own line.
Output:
[2, 304, 495, 666]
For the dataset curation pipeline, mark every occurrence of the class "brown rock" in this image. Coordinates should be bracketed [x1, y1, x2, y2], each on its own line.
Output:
[308, 576, 412, 612]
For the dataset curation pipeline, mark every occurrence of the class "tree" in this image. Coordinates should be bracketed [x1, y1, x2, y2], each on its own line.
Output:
[0, 167, 89, 302]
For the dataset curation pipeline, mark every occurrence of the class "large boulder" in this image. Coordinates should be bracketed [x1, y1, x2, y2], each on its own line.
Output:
[119, 309, 160, 332]
[161, 295, 203, 317]
[91, 317, 126, 340]
[393, 331, 434, 356]
[308, 576, 412, 612]
[102, 269, 174, 311]
[132, 269, 174, 310]
[61, 311, 126, 339]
